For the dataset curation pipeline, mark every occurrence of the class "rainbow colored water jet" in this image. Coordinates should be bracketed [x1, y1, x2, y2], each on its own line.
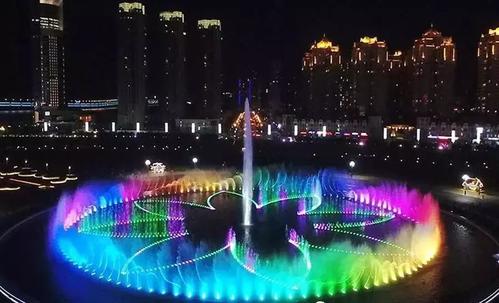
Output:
[50, 169, 442, 301]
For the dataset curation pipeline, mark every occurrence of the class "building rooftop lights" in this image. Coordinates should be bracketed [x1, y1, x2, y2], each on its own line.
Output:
[160, 11, 184, 22]
[40, 0, 62, 6]
[360, 36, 380, 45]
[393, 51, 403, 57]
[442, 37, 454, 45]
[489, 27, 499, 36]
[315, 38, 332, 49]
[423, 28, 442, 37]
[119, 2, 145, 15]
[198, 19, 221, 29]
[310, 38, 340, 52]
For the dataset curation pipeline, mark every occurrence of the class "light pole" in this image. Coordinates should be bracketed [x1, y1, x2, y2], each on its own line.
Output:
[349, 161, 356, 177]
[461, 174, 470, 195]
[192, 157, 199, 168]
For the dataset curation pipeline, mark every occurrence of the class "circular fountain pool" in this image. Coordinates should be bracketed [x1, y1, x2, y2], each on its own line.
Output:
[0, 170, 498, 303]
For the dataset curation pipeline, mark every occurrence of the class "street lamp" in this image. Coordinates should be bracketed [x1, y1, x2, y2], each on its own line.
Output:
[349, 161, 356, 169]
[145, 160, 151, 167]
[192, 157, 199, 167]
[349, 161, 356, 178]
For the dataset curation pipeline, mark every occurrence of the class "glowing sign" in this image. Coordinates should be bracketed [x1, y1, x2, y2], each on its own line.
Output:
[462, 176, 484, 192]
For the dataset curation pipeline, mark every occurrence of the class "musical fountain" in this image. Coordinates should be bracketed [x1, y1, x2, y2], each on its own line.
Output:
[0, 101, 497, 303]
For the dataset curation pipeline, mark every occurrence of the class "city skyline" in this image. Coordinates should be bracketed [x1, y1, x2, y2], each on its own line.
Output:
[2, 0, 499, 110]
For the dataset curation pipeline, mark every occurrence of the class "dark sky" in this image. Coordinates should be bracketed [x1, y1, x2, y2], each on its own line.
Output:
[1, 0, 499, 102]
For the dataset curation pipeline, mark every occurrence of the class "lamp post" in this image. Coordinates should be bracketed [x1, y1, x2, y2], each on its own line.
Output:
[461, 174, 470, 195]
[192, 157, 199, 168]
[349, 161, 356, 177]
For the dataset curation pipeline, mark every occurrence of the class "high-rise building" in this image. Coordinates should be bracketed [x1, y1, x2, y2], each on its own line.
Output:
[303, 37, 342, 118]
[197, 19, 222, 119]
[411, 27, 456, 117]
[387, 51, 409, 121]
[117, 2, 147, 128]
[158, 11, 186, 121]
[32, 0, 65, 110]
[267, 62, 282, 117]
[477, 27, 499, 114]
[338, 62, 355, 117]
[351, 36, 388, 117]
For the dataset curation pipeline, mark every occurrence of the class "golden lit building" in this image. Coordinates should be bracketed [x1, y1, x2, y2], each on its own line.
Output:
[411, 27, 456, 117]
[351, 36, 388, 117]
[302, 37, 342, 118]
[477, 27, 499, 113]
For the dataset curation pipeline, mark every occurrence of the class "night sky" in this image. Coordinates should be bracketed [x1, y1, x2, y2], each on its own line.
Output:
[1, 0, 499, 105]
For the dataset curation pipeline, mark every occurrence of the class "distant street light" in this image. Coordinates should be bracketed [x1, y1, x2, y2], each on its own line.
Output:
[349, 161, 356, 169]
[192, 157, 199, 165]
[348, 160, 356, 178]
[145, 160, 151, 167]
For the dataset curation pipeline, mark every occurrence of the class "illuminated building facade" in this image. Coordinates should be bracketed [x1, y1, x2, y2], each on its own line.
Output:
[351, 37, 388, 117]
[477, 27, 499, 113]
[197, 20, 222, 119]
[117, 2, 147, 128]
[411, 27, 456, 117]
[32, 0, 66, 110]
[303, 37, 342, 118]
[158, 11, 186, 121]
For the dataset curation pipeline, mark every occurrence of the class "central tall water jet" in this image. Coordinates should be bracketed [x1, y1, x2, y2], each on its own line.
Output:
[242, 98, 253, 226]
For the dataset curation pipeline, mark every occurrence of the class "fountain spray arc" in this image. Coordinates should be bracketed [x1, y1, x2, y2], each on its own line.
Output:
[242, 98, 253, 226]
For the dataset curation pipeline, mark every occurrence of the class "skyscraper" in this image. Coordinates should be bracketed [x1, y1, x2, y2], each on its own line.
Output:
[158, 11, 186, 121]
[477, 27, 499, 114]
[411, 27, 456, 117]
[351, 36, 388, 117]
[267, 62, 282, 117]
[117, 2, 147, 129]
[32, 0, 65, 110]
[302, 37, 342, 118]
[387, 51, 409, 121]
[197, 20, 222, 119]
